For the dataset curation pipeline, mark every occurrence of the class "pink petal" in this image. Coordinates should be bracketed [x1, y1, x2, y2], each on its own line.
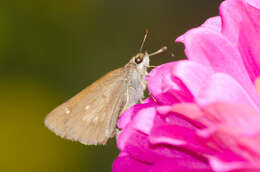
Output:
[197, 73, 258, 109]
[184, 103, 260, 164]
[176, 27, 245, 81]
[172, 60, 214, 99]
[170, 102, 260, 169]
[150, 158, 212, 172]
[202, 103, 260, 135]
[117, 98, 155, 129]
[246, 0, 260, 9]
[152, 92, 180, 105]
[172, 102, 260, 159]
[147, 62, 175, 97]
[201, 16, 222, 32]
[147, 62, 182, 105]
[171, 103, 204, 120]
[149, 71, 193, 104]
[208, 156, 260, 172]
[176, 27, 260, 108]
[117, 121, 135, 151]
[149, 125, 187, 146]
[177, 16, 222, 43]
[131, 107, 157, 134]
[156, 107, 199, 129]
[238, 22, 260, 82]
[148, 61, 215, 105]
[149, 124, 213, 156]
[201, 103, 260, 160]
[220, 0, 260, 81]
[112, 153, 151, 172]
[255, 77, 260, 97]
[118, 127, 200, 164]
[220, 0, 244, 44]
[117, 105, 139, 129]
[117, 106, 157, 151]
[117, 108, 205, 164]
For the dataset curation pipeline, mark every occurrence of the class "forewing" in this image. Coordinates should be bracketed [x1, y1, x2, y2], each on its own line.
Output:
[45, 68, 127, 144]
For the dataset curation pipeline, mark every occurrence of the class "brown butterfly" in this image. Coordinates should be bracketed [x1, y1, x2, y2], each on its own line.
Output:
[44, 31, 167, 145]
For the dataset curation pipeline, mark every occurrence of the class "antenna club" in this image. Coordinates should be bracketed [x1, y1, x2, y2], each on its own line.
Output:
[145, 29, 149, 35]
[149, 46, 168, 57]
[162, 46, 167, 51]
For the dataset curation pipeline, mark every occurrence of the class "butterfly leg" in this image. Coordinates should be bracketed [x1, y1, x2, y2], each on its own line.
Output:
[120, 86, 137, 114]
[115, 128, 121, 139]
[151, 94, 158, 103]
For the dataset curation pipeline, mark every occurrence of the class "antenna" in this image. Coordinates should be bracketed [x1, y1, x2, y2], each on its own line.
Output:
[149, 46, 167, 56]
[139, 29, 149, 52]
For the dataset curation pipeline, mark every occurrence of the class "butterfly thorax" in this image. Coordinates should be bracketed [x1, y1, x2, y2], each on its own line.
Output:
[122, 52, 149, 108]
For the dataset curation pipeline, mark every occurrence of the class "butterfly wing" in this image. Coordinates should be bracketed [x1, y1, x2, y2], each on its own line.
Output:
[45, 68, 127, 145]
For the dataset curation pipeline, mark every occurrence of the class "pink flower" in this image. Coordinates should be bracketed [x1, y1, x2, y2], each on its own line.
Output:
[113, 0, 260, 171]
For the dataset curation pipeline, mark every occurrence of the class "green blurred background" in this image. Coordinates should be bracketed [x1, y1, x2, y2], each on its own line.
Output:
[0, 0, 221, 171]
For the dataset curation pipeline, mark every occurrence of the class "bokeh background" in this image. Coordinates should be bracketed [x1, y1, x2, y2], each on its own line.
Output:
[0, 0, 221, 171]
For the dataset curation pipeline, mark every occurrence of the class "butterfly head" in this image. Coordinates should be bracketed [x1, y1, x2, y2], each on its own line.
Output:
[126, 29, 167, 73]
[131, 52, 150, 72]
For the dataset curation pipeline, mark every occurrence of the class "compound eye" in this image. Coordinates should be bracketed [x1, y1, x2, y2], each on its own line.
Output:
[134, 57, 143, 64]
